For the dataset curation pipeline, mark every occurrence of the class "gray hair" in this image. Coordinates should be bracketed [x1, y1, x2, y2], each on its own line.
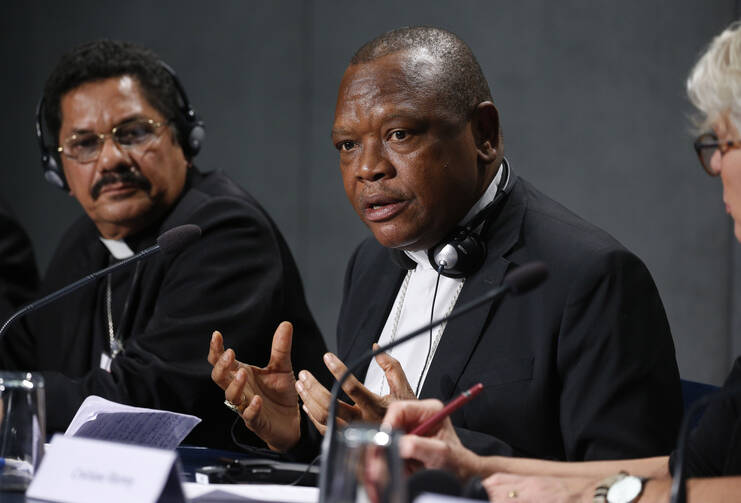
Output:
[687, 21, 741, 133]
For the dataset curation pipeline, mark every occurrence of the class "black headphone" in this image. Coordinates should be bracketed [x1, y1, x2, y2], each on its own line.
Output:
[35, 60, 206, 191]
[390, 158, 512, 279]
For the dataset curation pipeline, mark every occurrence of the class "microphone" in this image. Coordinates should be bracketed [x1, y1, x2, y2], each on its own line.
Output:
[318, 261, 549, 503]
[0, 224, 201, 343]
[670, 383, 741, 503]
[156, 223, 202, 254]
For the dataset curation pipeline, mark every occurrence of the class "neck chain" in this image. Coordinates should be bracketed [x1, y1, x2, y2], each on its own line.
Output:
[382, 269, 465, 397]
[106, 273, 124, 359]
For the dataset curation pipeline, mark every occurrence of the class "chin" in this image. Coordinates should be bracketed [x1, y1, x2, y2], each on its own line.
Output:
[371, 233, 402, 249]
[370, 229, 411, 250]
[371, 231, 429, 252]
[367, 220, 441, 251]
[96, 203, 155, 227]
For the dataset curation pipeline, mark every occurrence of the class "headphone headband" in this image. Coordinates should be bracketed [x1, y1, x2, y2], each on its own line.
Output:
[156, 61, 206, 156]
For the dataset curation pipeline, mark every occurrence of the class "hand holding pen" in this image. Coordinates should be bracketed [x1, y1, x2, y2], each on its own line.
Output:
[410, 383, 483, 436]
[382, 383, 485, 480]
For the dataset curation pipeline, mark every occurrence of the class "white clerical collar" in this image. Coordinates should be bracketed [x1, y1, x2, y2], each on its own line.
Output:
[404, 162, 505, 268]
[99, 237, 135, 259]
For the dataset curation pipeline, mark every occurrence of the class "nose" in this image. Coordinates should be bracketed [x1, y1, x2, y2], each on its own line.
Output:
[96, 135, 130, 172]
[355, 138, 394, 182]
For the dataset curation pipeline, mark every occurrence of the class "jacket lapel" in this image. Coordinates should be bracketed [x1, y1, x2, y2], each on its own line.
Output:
[340, 256, 405, 382]
[419, 177, 527, 400]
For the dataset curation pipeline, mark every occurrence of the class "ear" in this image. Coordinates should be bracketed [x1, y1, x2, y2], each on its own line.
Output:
[471, 101, 500, 163]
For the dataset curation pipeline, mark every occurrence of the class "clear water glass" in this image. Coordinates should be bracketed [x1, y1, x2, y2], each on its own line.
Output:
[0, 372, 45, 492]
[325, 423, 405, 503]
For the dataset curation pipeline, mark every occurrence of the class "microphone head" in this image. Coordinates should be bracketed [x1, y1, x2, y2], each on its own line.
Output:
[504, 261, 548, 294]
[157, 224, 202, 255]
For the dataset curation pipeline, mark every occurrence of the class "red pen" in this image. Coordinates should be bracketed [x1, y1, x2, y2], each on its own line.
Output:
[410, 382, 484, 436]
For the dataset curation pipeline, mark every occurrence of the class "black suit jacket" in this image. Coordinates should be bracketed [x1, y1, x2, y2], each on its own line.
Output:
[0, 169, 331, 449]
[0, 198, 38, 319]
[670, 356, 741, 477]
[336, 174, 682, 460]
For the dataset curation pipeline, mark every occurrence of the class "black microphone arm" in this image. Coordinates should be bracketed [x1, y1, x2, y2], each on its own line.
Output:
[0, 224, 201, 343]
[670, 382, 741, 503]
[318, 261, 548, 503]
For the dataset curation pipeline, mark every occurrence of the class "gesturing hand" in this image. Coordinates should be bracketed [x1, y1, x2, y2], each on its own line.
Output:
[208, 321, 300, 452]
[295, 346, 416, 434]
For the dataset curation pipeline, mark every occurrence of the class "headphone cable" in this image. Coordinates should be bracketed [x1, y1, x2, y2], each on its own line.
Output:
[415, 265, 443, 396]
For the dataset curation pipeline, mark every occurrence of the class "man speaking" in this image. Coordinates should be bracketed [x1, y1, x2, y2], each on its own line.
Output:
[0, 40, 329, 449]
[211, 26, 682, 461]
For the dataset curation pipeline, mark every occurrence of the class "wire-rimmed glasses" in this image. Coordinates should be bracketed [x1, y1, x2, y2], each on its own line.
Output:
[57, 118, 168, 163]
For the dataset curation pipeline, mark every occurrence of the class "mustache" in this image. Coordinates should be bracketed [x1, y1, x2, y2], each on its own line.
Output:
[90, 169, 151, 200]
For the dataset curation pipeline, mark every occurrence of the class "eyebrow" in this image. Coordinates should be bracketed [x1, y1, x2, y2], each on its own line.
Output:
[330, 113, 422, 139]
[67, 114, 150, 135]
[67, 129, 92, 137]
[330, 127, 352, 139]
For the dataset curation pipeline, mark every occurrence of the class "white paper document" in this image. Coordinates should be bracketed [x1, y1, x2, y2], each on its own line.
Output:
[184, 482, 318, 502]
[65, 395, 201, 449]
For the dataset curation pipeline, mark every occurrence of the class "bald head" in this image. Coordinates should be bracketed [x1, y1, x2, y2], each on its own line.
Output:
[351, 26, 492, 122]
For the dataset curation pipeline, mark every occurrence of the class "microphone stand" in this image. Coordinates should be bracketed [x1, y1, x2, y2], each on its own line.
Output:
[0, 245, 161, 342]
[0, 223, 201, 344]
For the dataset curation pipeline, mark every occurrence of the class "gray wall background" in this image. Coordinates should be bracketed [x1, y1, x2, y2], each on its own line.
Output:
[1, 1, 738, 384]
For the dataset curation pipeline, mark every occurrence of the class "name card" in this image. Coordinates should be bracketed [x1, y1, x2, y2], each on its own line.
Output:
[26, 434, 185, 503]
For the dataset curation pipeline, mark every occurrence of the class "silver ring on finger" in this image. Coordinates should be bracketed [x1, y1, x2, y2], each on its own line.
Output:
[224, 399, 241, 415]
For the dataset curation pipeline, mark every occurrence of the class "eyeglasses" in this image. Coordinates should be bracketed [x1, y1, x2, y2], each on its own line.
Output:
[693, 132, 741, 176]
[57, 118, 168, 163]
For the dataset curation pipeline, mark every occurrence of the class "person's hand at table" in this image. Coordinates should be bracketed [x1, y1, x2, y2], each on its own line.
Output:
[208, 321, 300, 451]
[382, 399, 483, 480]
[296, 345, 415, 434]
[482, 473, 595, 503]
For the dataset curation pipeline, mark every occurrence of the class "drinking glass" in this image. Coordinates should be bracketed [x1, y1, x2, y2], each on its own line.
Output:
[0, 372, 45, 492]
[325, 423, 405, 503]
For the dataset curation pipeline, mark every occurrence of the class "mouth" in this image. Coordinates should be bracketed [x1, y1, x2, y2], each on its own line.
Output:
[99, 182, 138, 195]
[361, 195, 410, 222]
[96, 182, 141, 201]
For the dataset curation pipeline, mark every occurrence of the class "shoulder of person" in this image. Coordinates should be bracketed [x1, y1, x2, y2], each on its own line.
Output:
[164, 168, 279, 239]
